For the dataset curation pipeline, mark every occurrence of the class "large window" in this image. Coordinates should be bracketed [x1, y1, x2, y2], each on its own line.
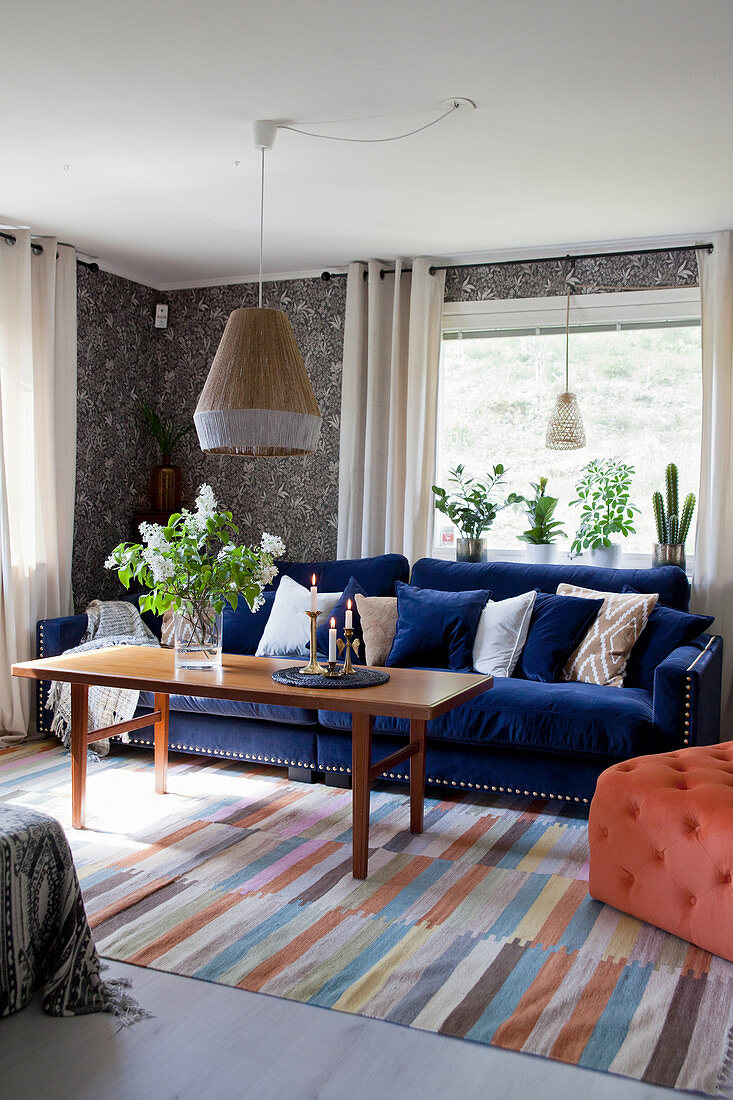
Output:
[436, 290, 702, 560]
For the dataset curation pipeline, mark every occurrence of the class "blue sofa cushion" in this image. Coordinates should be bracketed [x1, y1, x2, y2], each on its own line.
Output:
[386, 582, 490, 671]
[318, 675, 655, 759]
[410, 558, 690, 612]
[514, 592, 603, 683]
[275, 554, 409, 597]
[138, 689, 318, 727]
[621, 586, 714, 691]
[314, 576, 366, 661]
[222, 591, 276, 655]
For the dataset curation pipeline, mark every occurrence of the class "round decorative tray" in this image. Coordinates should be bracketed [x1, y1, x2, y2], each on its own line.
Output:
[272, 666, 390, 689]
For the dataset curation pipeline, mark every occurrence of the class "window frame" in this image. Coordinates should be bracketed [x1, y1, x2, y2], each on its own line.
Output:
[435, 286, 702, 572]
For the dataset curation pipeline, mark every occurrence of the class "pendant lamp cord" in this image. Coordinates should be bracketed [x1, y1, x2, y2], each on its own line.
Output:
[259, 147, 265, 309]
[280, 104, 458, 143]
[565, 287, 571, 392]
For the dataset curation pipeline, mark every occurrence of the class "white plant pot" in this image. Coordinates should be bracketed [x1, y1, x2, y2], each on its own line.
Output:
[523, 544, 557, 565]
[589, 545, 621, 568]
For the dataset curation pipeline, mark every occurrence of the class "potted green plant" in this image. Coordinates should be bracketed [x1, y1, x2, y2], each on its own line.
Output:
[517, 477, 566, 564]
[432, 464, 521, 562]
[570, 458, 639, 567]
[105, 484, 285, 670]
[142, 401, 195, 514]
[652, 463, 695, 571]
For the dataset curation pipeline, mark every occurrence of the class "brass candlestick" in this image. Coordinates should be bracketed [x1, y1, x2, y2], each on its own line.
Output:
[300, 610, 327, 675]
[337, 628, 360, 675]
[323, 660, 344, 679]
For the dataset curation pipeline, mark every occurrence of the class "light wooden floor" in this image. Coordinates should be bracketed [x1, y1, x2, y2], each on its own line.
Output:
[0, 960, 695, 1100]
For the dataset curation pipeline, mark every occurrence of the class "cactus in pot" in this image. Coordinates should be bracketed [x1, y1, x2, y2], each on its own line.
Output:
[652, 463, 695, 571]
[679, 492, 696, 545]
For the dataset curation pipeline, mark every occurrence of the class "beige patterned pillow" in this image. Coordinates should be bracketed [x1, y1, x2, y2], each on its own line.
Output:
[161, 610, 175, 648]
[557, 583, 658, 687]
[354, 594, 397, 666]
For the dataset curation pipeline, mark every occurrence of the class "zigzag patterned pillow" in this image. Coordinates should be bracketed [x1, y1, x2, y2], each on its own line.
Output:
[557, 583, 658, 687]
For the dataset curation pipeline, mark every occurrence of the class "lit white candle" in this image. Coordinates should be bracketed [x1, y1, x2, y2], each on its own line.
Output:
[345, 599, 353, 630]
[310, 574, 317, 614]
[328, 617, 337, 663]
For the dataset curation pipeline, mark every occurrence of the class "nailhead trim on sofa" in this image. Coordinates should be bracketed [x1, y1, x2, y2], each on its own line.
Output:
[682, 635, 716, 748]
[320, 763, 589, 803]
[125, 736, 316, 771]
[37, 622, 50, 736]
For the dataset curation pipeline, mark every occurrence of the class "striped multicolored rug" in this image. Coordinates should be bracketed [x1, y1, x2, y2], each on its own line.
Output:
[4, 741, 733, 1095]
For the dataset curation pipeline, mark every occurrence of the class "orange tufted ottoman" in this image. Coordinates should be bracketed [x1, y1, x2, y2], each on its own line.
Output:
[589, 741, 733, 962]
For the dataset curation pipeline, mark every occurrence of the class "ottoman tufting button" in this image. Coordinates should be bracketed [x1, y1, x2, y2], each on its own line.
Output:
[601, 826, 609, 837]
[690, 896, 697, 906]
[656, 850, 665, 860]
[723, 873, 732, 885]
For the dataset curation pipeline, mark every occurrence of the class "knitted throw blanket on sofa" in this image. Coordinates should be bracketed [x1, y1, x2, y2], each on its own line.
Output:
[47, 600, 159, 756]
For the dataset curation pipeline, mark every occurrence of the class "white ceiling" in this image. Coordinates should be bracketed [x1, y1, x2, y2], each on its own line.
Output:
[3, 0, 733, 289]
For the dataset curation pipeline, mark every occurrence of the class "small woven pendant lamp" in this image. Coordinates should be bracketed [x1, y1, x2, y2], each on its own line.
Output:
[194, 122, 322, 456]
[545, 288, 586, 450]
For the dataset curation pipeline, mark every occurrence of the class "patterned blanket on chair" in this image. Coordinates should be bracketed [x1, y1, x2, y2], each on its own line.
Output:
[0, 803, 146, 1020]
[46, 599, 159, 755]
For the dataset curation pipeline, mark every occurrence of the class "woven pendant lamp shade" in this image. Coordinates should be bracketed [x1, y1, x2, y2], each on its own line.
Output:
[194, 307, 322, 456]
[545, 391, 586, 450]
[545, 287, 585, 451]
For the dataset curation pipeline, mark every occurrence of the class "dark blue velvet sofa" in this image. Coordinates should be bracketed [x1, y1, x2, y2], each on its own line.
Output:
[36, 555, 723, 807]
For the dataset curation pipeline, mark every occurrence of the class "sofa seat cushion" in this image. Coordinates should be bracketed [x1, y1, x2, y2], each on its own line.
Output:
[139, 689, 318, 727]
[317, 676, 655, 759]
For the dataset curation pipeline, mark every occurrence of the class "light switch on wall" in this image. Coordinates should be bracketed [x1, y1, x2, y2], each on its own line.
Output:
[155, 303, 169, 329]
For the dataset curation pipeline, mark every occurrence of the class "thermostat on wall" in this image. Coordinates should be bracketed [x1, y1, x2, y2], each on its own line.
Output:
[155, 303, 169, 329]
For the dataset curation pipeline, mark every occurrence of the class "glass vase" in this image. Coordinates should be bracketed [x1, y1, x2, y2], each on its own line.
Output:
[173, 603, 223, 670]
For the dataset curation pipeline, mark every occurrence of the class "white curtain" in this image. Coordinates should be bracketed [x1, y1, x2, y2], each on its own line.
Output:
[0, 230, 77, 735]
[337, 257, 446, 562]
[695, 232, 733, 736]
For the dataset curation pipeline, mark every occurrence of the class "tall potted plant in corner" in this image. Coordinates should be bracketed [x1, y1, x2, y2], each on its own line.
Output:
[652, 462, 696, 571]
[142, 402, 195, 514]
[570, 458, 639, 567]
[517, 477, 566, 564]
[432, 464, 520, 562]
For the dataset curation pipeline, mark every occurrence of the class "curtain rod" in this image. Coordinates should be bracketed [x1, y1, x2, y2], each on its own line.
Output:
[320, 242, 714, 282]
[0, 230, 99, 272]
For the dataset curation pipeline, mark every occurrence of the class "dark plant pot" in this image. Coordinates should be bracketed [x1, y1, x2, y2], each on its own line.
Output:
[456, 537, 486, 563]
[150, 464, 182, 513]
[652, 543, 686, 571]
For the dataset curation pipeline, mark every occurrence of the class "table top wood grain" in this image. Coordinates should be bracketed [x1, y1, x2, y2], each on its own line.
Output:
[12, 647, 492, 720]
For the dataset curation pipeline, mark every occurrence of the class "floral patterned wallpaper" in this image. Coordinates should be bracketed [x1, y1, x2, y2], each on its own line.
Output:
[443, 249, 698, 301]
[74, 270, 345, 608]
[74, 249, 698, 609]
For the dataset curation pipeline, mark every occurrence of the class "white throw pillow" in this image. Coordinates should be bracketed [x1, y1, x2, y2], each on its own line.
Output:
[472, 591, 537, 677]
[255, 575, 341, 658]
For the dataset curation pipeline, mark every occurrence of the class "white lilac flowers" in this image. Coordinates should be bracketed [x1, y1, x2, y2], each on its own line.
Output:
[261, 532, 286, 558]
[104, 483, 286, 621]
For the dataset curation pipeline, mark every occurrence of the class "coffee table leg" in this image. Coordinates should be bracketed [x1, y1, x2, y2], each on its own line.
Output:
[410, 718, 427, 834]
[154, 693, 170, 795]
[352, 712, 374, 879]
[70, 682, 89, 829]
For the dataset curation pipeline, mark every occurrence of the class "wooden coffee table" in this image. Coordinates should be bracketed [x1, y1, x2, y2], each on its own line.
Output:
[12, 649, 491, 878]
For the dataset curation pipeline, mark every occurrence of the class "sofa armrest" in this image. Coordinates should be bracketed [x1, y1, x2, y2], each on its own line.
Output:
[652, 634, 723, 749]
[35, 614, 88, 734]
